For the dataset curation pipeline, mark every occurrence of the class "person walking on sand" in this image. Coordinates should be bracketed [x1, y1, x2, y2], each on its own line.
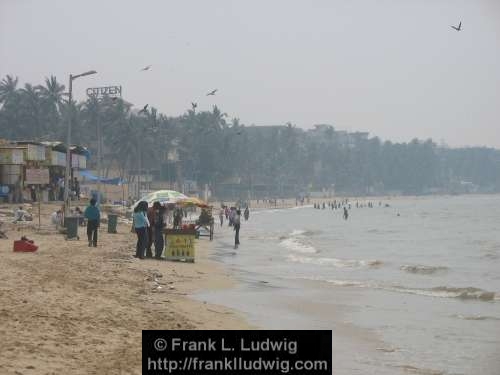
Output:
[233, 209, 241, 249]
[343, 206, 349, 221]
[244, 206, 249, 221]
[84, 198, 100, 247]
[133, 201, 150, 259]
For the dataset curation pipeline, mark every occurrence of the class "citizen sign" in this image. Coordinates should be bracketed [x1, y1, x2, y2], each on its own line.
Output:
[86, 86, 122, 98]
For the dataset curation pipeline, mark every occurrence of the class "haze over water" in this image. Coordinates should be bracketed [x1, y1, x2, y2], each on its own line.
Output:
[199, 195, 500, 375]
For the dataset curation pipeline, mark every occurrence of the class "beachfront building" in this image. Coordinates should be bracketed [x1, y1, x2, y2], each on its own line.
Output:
[0, 140, 90, 203]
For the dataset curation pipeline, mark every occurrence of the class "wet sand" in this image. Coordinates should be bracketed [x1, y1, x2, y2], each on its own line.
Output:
[0, 203, 250, 375]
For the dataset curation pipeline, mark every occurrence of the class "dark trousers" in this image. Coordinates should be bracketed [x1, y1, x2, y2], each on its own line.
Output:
[234, 224, 240, 245]
[154, 226, 164, 259]
[87, 219, 98, 245]
[146, 227, 153, 258]
[135, 227, 148, 259]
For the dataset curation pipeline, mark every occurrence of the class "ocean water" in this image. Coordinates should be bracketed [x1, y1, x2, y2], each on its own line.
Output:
[198, 195, 500, 375]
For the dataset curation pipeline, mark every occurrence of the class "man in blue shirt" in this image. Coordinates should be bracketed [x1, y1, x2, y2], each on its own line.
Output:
[84, 198, 100, 247]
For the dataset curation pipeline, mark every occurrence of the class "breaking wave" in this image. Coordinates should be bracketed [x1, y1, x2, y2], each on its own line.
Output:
[303, 277, 497, 302]
[278, 229, 321, 253]
[400, 265, 448, 275]
[451, 314, 500, 321]
[288, 254, 382, 268]
[279, 238, 317, 253]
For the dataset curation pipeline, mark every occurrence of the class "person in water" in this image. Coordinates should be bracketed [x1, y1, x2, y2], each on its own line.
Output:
[219, 207, 224, 226]
[233, 209, 241, 249]
[343, 206, 349, 220]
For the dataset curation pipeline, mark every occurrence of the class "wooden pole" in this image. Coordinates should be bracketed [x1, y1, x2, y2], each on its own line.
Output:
[37, 184, 41, 230]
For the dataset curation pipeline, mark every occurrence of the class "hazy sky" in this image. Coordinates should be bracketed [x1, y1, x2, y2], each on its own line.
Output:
[1, 0, 499, 147]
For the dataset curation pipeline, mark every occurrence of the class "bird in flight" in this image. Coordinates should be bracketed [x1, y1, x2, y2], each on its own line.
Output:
[451, 21, 462, 31]
[191, 102, 197, 111]
[141, 65, 152, 71]
[206, 89, 218, 96]
[138, 104, 149, 115]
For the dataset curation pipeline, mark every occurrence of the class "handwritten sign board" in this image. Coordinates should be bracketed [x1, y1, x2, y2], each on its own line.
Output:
[25, 168, 50, 185]
[164, 229, 196, 262]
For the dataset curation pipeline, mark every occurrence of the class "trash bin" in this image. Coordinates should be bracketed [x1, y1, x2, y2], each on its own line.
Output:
[64, 216, 79, 240]
[108, 214, 118, 233]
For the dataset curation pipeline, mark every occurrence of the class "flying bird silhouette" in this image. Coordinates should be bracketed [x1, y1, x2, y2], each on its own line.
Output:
[206, 89, 218, 96]
[138, 104, 149, 115]
[451, 21, 462, 31]
[141, 65, 152, 71]
[191, 102, 197, 110]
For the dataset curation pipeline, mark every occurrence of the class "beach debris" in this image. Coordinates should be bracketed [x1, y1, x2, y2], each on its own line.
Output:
[141, 65, 152, 71]
[206, 308, 233, 315]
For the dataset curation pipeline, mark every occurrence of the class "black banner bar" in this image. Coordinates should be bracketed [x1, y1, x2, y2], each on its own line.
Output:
[143, 330, 332, 374]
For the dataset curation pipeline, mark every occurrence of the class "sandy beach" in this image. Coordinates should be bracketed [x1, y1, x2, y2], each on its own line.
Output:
[0, 203, 250, 375]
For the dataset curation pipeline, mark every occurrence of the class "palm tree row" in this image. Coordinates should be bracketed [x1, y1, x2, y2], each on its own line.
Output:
[1, 75, 499, 196]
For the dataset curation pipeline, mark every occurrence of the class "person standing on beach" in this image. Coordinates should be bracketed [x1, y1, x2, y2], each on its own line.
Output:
[343, 206, 349, 220]
[74, 177, 80, 200]
[219, 207, 224, 226]
[146, 204, 155, 258]
[84, 198, 100, 247]
[152, 202, 165, 259]
[244, 206, 249, 221]
[233, 209, 241, 249]
[133, 201, 150, 259]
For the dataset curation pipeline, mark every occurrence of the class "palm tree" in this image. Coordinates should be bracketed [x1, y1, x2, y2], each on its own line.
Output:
[19, 83, 44, 139]
[38, 76, 66, 112]
[37, 76, 66, 138]
[0, 75, 19, 104]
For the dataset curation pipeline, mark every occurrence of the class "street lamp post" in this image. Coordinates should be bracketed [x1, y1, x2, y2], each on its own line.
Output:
[64, 70, 97, 218]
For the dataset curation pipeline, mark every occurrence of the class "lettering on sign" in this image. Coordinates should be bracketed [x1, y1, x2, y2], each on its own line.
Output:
[25, 168, 50, 185]
[86, 86, 122, 98]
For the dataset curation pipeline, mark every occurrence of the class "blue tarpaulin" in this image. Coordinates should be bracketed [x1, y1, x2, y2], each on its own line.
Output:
[79, 170, 125, 185]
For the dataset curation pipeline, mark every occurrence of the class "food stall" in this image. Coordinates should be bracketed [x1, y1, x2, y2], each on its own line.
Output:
[164, 196, 212, 262]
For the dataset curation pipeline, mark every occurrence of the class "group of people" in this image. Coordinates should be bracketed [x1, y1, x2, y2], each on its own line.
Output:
[219, 206, 249, 226]
[132, 201, 166, 259]
[55, 176, 80, 201]
[10, 176, 82, 204]
[313, 199, 388, 220]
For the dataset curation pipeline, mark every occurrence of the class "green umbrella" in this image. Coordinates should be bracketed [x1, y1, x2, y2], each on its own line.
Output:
[134, 190, 188, 208]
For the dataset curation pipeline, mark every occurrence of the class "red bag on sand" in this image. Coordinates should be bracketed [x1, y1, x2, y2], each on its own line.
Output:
[13, 240, 38, 252]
